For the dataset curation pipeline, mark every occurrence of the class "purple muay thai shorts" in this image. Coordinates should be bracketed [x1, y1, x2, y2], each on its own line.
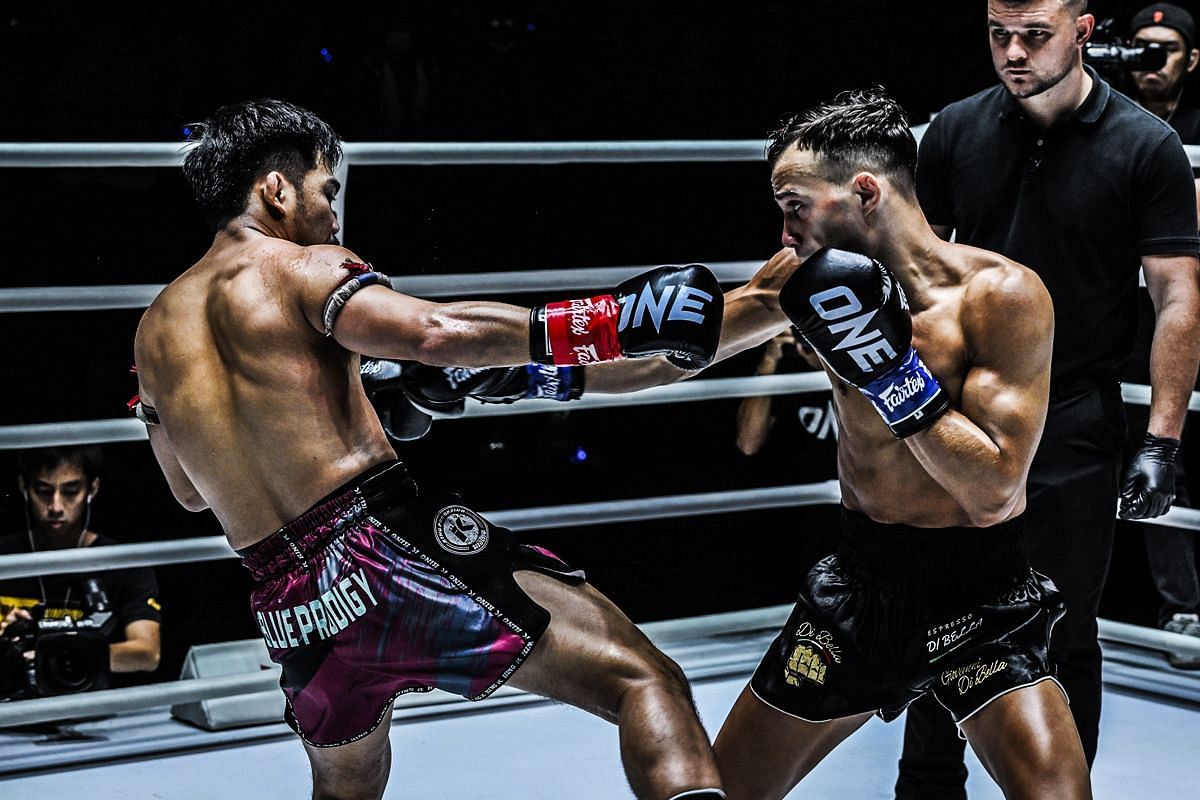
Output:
[239, 460, 583, 746]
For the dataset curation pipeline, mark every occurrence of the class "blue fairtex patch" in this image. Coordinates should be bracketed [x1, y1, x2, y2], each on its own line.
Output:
[858, 347, 943, 428]
[524, 365, 578, 401]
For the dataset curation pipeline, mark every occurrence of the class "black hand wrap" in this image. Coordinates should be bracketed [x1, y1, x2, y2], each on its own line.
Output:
[1119, 433, 1181, 519]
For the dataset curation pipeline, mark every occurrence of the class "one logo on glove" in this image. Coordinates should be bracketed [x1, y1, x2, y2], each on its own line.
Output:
[433, 505, 490, 555]
[617, 281, 713, 333]
[807, 285, 897, 373]
[783, 621, 843, 688]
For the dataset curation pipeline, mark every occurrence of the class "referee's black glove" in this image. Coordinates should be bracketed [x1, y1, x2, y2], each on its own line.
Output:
[1119, 434, 1181, 519]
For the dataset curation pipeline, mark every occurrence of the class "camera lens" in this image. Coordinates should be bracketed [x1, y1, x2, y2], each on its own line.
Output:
[33, 632, 110, 695]
[45, 643, 97, 691]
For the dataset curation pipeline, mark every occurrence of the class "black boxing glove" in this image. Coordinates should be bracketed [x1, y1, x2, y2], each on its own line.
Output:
[1119, 433, 1181, 519]
[779, 247, 949, 438]
[529, 264, 723, 370]
[360, 358, 433, 441]
[399, 362, 586, 417]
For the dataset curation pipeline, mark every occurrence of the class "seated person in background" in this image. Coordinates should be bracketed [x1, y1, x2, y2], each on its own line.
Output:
[735, 329, 838, 487]
[0, 446, 162, 684]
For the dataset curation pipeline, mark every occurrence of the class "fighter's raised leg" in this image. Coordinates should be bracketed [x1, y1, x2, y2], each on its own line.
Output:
[507, 569, 724, 800]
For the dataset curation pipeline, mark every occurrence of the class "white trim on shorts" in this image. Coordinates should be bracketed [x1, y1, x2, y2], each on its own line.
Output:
[748, 682, 841, 724]
[946, 675, 1070, 739]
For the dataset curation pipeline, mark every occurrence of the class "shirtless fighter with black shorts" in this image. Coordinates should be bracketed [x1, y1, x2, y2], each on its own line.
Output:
[704, 88, 1092, 800]
[131, 99, 726, 800]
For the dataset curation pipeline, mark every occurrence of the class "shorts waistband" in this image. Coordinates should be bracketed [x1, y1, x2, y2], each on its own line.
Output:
[837, 507, 1027, 599]
[238, 460, 417, 580]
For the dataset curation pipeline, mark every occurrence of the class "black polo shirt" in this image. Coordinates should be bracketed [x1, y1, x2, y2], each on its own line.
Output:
[917, 67, 1199, 382]
[1169, 104, 1200, 146]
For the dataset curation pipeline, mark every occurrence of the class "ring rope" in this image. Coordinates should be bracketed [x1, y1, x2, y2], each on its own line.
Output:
[2, 374, 1192, 450]
[0, 605, 793, 729]
[0, 261, 764, 314]
[0, 606, 1195, 729]
[4, 138, 1199, 169]
[3, 478, 1198, 583]
[0, 481, 842, 579]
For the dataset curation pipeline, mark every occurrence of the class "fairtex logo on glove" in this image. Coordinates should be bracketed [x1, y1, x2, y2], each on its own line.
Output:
[861, 348, 942, 423]
[617, 282, 714, 333]
[879, 373, 927, 413]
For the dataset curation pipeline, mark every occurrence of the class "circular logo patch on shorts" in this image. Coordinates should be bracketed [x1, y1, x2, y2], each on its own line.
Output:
[433, 505, 490, 555]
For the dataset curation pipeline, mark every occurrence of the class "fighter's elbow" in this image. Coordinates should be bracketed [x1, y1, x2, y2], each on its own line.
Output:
[176, 490, 209, 512]
[963, 482, 1022, 528]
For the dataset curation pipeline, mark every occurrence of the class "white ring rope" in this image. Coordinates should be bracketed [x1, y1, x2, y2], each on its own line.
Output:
[0, 481, 843, 580]
[0, 140, 766, 169]
[2, 374, 1192, 450]
[4, 138, 1200, 169]
[0, 607, 1195, 729]
[0, 261, 765, 314]
[1, 605, 795, 728]
[5, 138, 1200, 169]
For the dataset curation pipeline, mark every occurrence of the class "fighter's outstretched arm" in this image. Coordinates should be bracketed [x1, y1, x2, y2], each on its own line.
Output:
[301, 246, 722, 370]
[903, 265, 1053, 527]
[584, 247, 802, 393]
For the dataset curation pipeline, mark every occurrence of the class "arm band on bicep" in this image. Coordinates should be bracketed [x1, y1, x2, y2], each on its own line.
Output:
[322, 265, 393, 337]
[127, 396, 160, 425]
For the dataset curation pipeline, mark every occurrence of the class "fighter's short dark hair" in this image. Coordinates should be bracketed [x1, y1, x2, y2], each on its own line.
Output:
[765, 87, 918, 200]
[17, 445, 104, 485]
[182, 98, 343, 230]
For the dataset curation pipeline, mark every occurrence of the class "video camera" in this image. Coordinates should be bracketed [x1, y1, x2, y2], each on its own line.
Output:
[0, 578, 114, 699]
[1085, 18, 1168, 73]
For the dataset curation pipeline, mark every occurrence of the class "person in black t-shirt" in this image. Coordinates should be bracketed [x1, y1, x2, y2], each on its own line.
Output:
[735, 329, 838, 488]
[0, 446, 162, 679]
[1123, 3, 1200, 664]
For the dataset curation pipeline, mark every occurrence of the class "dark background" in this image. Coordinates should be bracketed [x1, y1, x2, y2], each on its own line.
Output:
[0, 0, 1193, 682]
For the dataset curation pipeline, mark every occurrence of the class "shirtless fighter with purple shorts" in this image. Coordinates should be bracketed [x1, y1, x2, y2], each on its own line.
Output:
[132, 99, 726, 800]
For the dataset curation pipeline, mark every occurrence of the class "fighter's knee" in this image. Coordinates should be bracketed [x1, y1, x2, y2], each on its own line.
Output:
[311, 768, 388, 800]
[619, 649, 694, 705]
[311, 778, 387, 800]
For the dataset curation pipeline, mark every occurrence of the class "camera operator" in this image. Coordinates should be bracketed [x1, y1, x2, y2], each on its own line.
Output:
[1122, 4, 1200, 665]
[1129, 4, 1200, 140]
[0, 446, 162, 689]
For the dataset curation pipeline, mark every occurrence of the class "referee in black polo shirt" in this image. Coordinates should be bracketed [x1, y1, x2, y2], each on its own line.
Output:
[895, 2, 1200, 798]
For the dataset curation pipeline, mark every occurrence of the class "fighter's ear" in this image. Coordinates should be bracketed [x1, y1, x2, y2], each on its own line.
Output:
[852, 172, 882, 217]
[260, 171, 289, 219]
